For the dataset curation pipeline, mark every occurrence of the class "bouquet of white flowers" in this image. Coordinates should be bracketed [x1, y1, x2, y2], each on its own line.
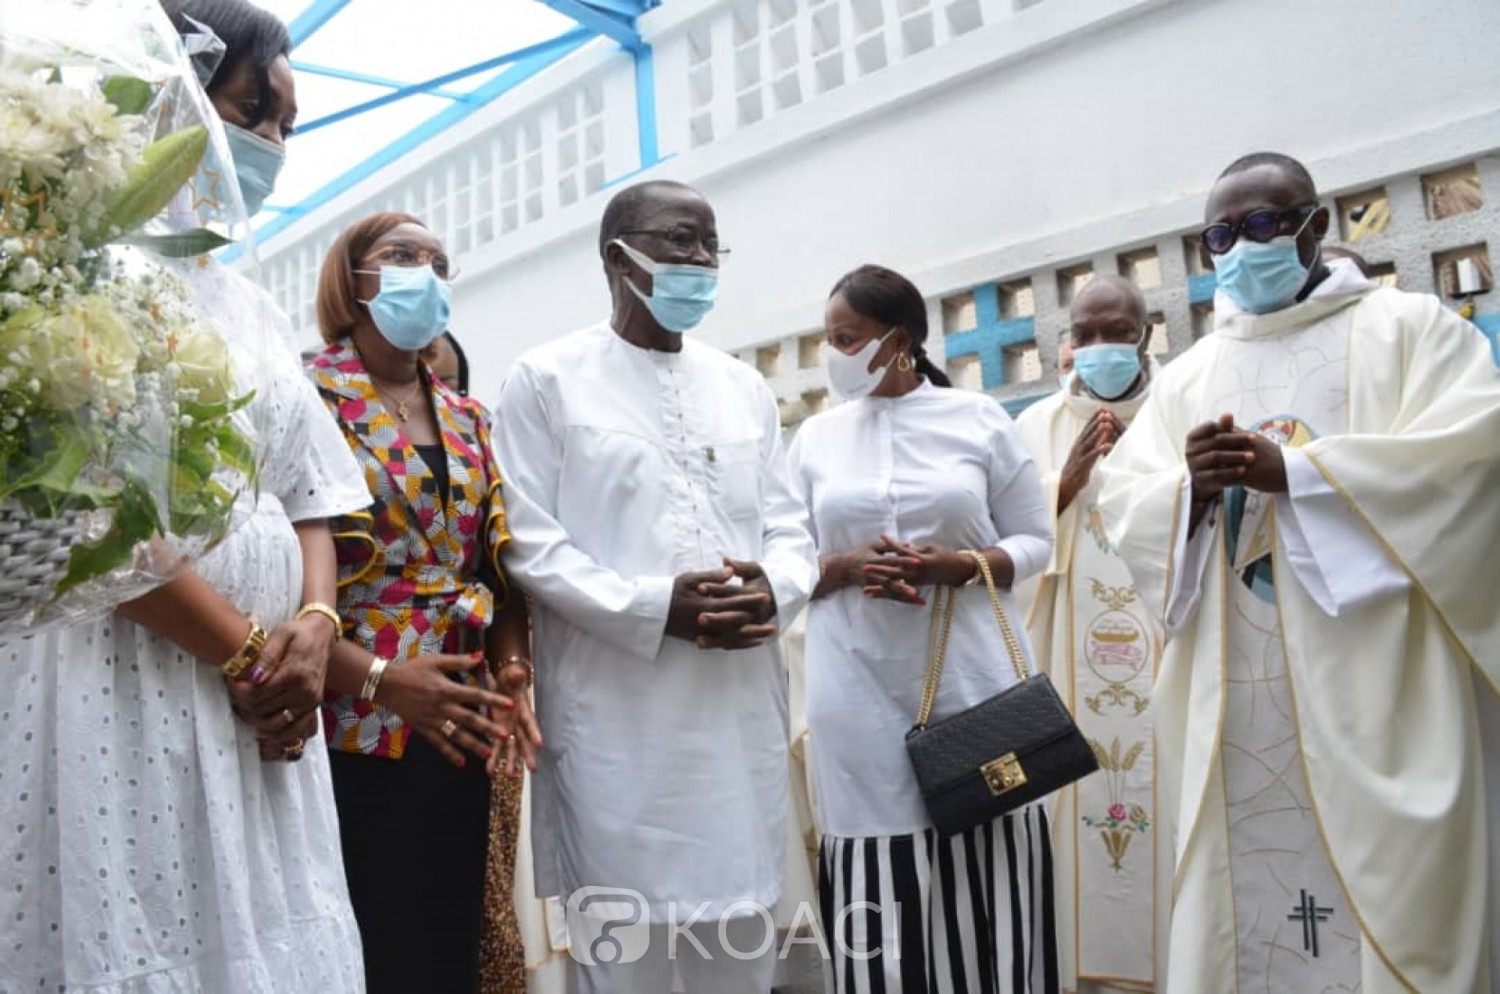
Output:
[0, 1, 263, 635]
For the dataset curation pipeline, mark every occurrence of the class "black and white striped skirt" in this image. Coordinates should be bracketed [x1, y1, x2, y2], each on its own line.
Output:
[817, 805, 1059, 994]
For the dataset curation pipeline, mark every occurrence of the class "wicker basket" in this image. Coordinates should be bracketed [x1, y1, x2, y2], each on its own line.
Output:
[0, 498, 91, 629]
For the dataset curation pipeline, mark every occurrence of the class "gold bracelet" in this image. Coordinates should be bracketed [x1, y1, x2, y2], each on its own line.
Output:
[502, 655, 534, 686]
[360, 655, 390, 702]
[295, 601, 341, 633]
[222, 620, 268, 679]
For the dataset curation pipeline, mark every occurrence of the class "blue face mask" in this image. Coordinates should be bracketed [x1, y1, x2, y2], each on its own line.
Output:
[613, 239, 718, 333]
[1213, 214, 1319, 314]
[222, 122, 284, 217]
[355, 264, 451, 351]
[1073, 342, 1143, 400]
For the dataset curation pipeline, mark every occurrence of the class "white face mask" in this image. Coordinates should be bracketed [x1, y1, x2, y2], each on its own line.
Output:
[826, 328, 896, 401]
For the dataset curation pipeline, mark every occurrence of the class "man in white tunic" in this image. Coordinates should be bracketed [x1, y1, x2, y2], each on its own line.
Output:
[1097, 151, 1500, 994]
[493, 180, 818, 994]
[1016, 276, 1167, 993]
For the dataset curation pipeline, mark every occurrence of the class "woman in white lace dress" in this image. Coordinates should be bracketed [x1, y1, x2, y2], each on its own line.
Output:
[0, 3, 368, 990]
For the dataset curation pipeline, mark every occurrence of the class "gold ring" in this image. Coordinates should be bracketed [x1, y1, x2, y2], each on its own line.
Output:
[282, 708, 297, 727]
[440, 719, 459, 739]
[283, 738, 305, 760]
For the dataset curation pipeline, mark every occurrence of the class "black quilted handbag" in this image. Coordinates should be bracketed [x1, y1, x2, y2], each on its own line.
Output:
[905, 549, 1099, 836]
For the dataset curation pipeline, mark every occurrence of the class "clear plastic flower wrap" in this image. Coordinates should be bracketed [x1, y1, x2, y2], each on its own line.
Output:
[0, 0, 279, 637]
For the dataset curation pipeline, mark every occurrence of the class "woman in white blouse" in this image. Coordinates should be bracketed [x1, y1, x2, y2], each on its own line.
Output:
[787, 265, 1058, 994]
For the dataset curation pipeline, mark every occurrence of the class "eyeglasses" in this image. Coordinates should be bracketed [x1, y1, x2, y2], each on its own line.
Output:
[618, 226, 729, 258]
[356, 244, 457, 280]
[1199, 204, 1320, 256]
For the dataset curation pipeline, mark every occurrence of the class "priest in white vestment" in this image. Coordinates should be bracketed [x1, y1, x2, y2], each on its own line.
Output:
[1097, 151, 1500, 994]
[493, 180, 818, 994]
[1016, 276, 1168, 994]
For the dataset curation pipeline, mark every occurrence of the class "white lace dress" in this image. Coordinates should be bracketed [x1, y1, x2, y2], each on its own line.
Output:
[0, 266, 370, 993]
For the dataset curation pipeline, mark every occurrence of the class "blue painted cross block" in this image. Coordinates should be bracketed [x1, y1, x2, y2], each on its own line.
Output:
[942, 282, 1037, 390]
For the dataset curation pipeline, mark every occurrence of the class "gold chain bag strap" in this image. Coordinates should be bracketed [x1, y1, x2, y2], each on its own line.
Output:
[904, 549, 1099, 835]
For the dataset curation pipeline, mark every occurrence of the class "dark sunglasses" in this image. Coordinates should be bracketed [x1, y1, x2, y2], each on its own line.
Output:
[1200, 205, 1320, 256]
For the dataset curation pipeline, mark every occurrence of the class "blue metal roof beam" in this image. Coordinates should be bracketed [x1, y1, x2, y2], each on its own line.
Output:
[249, 29, 595, 247]
[290, 61, 470, 101]
[539, 0, 643, 51]
[295, 27, 594, 136]
[633, 45, 659, 168]
[573, 0, 653, 17]
[287, 0, 353, 47]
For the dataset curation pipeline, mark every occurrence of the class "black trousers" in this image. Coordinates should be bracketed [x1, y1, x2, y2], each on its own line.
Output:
[330, 736, 492, 994]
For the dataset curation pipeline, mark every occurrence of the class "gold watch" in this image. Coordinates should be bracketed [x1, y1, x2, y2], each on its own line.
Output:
[222, 621, 268, 679]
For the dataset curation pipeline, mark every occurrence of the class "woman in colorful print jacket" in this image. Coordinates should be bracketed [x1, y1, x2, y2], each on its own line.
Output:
[310, 211, 540, 994]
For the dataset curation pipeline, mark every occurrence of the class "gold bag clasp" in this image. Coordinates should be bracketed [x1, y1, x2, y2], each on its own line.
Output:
[981, 753, 1027, 796]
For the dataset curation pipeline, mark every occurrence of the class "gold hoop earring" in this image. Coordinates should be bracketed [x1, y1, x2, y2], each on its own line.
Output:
[897, 353, 913, 372]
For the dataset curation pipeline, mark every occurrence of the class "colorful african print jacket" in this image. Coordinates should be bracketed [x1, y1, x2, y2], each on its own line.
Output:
[311, 340, 511, 759]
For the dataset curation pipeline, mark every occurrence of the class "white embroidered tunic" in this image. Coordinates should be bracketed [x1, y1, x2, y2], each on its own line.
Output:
[493, 323, 818, 924]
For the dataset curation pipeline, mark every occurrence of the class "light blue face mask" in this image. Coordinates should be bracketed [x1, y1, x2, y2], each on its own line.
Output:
[355, 264, 451, 351]
[1213, 213, 1319, 314]
[613, 239, 718, 333]
[1073, 342, 1143, 400]
[222, 122, 285, 217]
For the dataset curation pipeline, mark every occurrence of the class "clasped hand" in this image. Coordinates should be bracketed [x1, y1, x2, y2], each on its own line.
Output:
[482, 660, 543, 778]
[1185, 412, 1288, 503]
[226, 613, 336, 762]
[850, 536, 984, 606]
[1059, 409, 1127, 512]
[667, 557, 779, 651]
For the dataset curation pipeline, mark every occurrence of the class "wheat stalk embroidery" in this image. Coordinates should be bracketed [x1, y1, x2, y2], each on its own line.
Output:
[1081, 737, 1151, 871]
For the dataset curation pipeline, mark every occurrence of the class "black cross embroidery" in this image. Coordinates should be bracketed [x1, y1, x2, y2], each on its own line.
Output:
[1287, 889, 1333, 957]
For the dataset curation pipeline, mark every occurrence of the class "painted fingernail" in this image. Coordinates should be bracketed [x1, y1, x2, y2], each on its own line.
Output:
[470, 651, 485, 661]
[249, 666, 267, 685]
[456, 756, 467, 768]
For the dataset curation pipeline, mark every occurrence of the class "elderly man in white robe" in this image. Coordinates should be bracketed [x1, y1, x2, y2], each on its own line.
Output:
[1097, 151, 1500, 994]
[493, 179, 818, 994]
[1016, 275, 1168, 993]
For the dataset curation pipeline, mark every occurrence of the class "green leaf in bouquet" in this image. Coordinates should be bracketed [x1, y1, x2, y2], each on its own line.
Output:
[0, 420, 90, 503]
[31, 432, 91, 493]
[175, 443, 216, 484]
[211, 423, 257, 475]
[86, 126, 209, 247]
[102, 76, 153, 116]
[126, 228, 234, 258]
[181, 389, 255, 425]
[53, 477, 162, 600]
[168, 477, 237, 540]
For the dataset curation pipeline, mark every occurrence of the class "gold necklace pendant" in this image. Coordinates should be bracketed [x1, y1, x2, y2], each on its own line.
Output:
[374, 377, 421, 423]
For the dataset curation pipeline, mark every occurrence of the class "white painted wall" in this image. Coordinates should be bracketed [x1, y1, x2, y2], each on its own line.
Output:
[266, 0, 1500, 405]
